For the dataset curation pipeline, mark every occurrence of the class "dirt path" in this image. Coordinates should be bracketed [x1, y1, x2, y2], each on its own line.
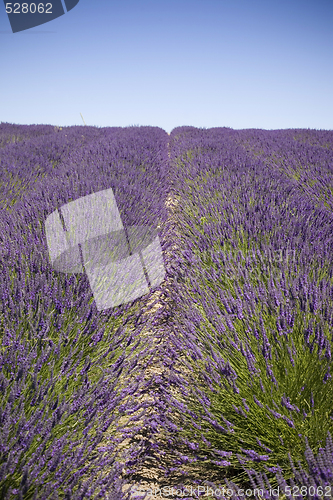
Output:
[118, 132, 239, 499]
[119, 134, 188, 499]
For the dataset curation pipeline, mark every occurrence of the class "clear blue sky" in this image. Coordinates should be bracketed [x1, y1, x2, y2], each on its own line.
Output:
[1, 0, 332, 133]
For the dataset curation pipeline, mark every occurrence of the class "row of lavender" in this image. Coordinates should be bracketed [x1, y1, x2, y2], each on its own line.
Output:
[235, 128, 333, 215]
[156, 127, 333, 497]
[0, 123, 173, 499]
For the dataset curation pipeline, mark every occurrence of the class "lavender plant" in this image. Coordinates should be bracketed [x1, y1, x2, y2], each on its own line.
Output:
[158, 127, 333, 495]
[0, 124, 171, 499]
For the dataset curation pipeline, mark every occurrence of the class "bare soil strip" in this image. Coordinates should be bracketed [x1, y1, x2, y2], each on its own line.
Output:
[114, 135, 252, 499]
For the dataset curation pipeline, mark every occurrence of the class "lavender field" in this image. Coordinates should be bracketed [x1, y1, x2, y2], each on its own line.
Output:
[1, 123, 333, 499]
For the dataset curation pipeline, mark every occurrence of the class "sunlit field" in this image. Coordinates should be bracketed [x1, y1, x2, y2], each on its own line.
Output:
[1, 123, 333, 499]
